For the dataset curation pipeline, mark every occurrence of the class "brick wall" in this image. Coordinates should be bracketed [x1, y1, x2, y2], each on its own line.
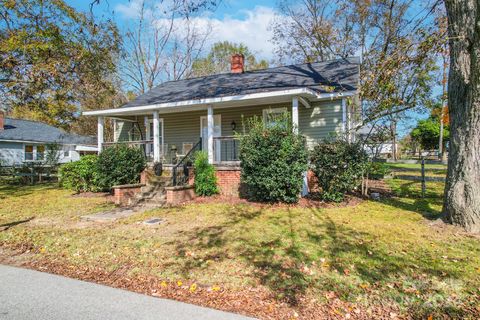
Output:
[306, 170, 319, 193]
[165, 186, 195, 205]
[113, 184, 143, 206]
[215, 168, 242, 196]
[166, 166, 316, 199]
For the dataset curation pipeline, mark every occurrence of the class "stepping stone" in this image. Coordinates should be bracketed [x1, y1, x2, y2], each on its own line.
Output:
[81, 209, 137, 222]
[142, 217, 164, 225]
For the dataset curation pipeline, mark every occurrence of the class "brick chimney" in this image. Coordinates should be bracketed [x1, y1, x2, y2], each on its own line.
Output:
[0, 110, 4, 131]
[231, 53, 245, 73]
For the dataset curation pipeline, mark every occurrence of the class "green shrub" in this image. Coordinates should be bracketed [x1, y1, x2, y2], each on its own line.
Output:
[193, 151, 219, 196]
[96, 144, 146, 190]
[239, 114, 307, 203]
[310, 140, 369, 202]
[368, 161, 391, 179]
[59, 155, 100, 192]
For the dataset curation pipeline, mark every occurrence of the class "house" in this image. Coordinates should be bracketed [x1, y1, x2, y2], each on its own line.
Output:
[357, 124, 398, 159]
[83, 55, 360, 195]
[0, 112, 96, 166]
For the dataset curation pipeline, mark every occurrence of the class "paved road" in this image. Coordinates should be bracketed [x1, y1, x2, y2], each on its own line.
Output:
[0, 265, 255, 320]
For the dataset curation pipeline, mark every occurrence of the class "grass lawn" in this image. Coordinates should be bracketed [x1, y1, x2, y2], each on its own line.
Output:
[0, 181, 479, 319]
[385, 163, 448, 177]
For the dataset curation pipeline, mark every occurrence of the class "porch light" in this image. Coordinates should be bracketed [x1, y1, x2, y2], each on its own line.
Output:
[231, 120, 236, 131]
[171, 145, 177, 152]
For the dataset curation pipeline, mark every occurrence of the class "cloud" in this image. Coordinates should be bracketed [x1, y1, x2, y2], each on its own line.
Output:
[200, 6, 276, 60]
[115, 1, 277, 60]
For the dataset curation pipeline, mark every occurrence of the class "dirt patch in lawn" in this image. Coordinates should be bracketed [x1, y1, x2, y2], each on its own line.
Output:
[14, 255, 400, 320]
[0, 247, 35, 267]
[71, 191, 113, 200]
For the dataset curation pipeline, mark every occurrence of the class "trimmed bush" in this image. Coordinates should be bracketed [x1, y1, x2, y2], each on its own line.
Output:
[310, 140, 369, 202]
[239, 114, 308, 203]
[96, 144, 146, 190]
[194, 151, 219, 196]
[59, 155, 100, 192]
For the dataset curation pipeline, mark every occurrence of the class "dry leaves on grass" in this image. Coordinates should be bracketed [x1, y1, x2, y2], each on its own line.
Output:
[18, 256, 402, 320]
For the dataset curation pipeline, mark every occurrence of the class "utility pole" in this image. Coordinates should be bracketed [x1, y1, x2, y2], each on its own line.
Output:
[438, 17, 448, 161]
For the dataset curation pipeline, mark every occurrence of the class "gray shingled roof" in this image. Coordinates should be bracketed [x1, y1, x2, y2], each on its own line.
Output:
[0, 118, 95, 145]
[122, 57, 360, 108]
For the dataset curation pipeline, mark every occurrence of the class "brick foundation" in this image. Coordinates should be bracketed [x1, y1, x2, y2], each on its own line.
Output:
[112, 184, 144, 206]
[165, 185, 195, 205]
[306, 170, 318, 193]
[215, 167, 242, 196]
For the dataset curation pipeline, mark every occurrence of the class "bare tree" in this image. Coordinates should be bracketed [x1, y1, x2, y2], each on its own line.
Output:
[164, 18, 212, 81]
[271, 0, 444, 130]
[443, 0, 480, 233]
[121, 0, 214, 94]
[271, 0, 358, 63]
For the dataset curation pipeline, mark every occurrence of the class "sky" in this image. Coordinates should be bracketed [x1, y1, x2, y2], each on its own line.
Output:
[68, 0, 278, 61]
[66, 0, 435, 137]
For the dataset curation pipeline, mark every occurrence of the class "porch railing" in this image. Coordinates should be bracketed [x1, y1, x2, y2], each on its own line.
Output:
[213, 136, 240, 163]
[172, 138, 202, 186]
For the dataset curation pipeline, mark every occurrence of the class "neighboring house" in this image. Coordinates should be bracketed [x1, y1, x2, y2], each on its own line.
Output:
[357, 125, 398, 159]
[84, 55, 360, 194]
[0, 112, 96, 166]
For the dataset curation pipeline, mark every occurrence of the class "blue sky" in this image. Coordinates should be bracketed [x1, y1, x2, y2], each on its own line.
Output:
[68, 0, 278, 60]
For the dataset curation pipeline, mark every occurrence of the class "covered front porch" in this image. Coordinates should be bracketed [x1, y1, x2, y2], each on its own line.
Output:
[87, 89, 355, 166]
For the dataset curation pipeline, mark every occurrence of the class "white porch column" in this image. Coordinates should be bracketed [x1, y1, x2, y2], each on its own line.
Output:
[153, 110, 160, 162]
[292, 96, 299, 134]
[97, 116, 104, 154]
[207, 105, 214, 164]
[342, 98, 347, 141]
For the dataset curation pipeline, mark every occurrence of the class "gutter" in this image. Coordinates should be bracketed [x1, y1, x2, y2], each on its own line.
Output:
[83, 88, 356, 116]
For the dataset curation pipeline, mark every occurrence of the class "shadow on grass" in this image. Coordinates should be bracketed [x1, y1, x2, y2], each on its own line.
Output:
[165, 202, 473, 316]
[0, 183, 58, 198]
[382, 197, 443, 220]
[381, 179, 445, 220]
[0, 217, 34, 231]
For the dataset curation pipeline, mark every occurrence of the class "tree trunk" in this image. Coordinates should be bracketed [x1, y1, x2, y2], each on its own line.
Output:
[443, 0, 480, 233]
[390, 120, 397, 161]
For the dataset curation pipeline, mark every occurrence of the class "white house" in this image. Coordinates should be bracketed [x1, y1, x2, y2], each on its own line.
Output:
[0, 111, 96, 166]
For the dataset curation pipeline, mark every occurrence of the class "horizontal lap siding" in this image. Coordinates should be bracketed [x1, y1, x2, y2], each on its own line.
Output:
[299, 99, 343, 149]
[162, 110, 204, 153]
[113, 99, 343, 152]
[217, 103, 291, 136]
[115, 117, 146, 142]
[0, 141, 24, 165]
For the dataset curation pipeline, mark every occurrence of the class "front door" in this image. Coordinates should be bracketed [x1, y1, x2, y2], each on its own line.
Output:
[146, 118, 164, 159]
[200, 115, 221, 161]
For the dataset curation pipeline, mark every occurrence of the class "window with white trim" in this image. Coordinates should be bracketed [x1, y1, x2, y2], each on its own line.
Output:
[24, 145, 34, 161]
[36, 145, 45, 161]
[263, 107, 288, 128]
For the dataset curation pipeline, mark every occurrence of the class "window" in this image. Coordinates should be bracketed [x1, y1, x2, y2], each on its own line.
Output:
[64, 150, 70, 157]
[263, 107, 288, 128]
[36, 145, 45, 161]
[24, 145, 34, 161]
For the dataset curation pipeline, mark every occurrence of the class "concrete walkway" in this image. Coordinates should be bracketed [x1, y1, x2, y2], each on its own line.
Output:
[0, 265, 255, 320]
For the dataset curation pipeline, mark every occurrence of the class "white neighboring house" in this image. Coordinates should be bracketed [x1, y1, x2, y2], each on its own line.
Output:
[0, 112, 97, 166]
[357, 124, 398, 158]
